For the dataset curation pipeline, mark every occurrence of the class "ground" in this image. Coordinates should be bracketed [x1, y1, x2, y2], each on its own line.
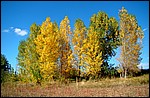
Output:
[1, 74, 149, 97]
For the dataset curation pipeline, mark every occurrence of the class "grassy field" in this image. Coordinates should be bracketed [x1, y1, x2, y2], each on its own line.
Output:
[1, 74, 149, 97]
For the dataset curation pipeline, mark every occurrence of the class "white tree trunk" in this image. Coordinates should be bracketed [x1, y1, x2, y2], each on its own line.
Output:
[124, 69, 127, 78]
[76, 77, 78, 89]
[120, 73, 121, 78]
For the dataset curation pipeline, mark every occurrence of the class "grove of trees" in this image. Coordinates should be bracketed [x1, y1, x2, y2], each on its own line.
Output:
[1, 7, 143, 84]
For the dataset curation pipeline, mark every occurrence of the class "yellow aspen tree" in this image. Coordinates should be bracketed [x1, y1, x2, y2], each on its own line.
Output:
[34, 17, 60, 81]
[72, 19, 87, 81]
[118, 7, 144, 78]
[82, 28, 103, 79]
[59, 16, 72, 79]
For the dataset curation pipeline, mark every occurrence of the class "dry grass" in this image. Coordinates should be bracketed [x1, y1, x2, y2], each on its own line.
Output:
[1, 74, 149, 97]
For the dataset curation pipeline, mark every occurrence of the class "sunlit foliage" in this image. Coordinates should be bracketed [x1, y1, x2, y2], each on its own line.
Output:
[117, 7, 144, 78]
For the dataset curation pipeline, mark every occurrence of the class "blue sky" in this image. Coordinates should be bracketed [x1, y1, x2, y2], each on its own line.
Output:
[1, 1, 149, 72]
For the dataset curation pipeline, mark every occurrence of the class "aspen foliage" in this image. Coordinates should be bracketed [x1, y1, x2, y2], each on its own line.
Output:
[82, 28, 103, 78]
[88, 11, 119, 78]
[17, 23, 42, 83]
[118, 7, 144, 78]
[17, 40, 29, 82]
[72, 19, 87, 77]
[34, 17, 60, 81]
[16, 8, 144, 83]
[59, 16, 73, 78]
[91, 12, 119, 60]
[27, 23, 42, 83]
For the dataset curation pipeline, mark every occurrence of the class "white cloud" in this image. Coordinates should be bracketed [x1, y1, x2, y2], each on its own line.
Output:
[18, 30, 28, 36]
[143, 28, 148, 32]
[2, 29, 9, 32]
[14, 28, 21, 33]
[2, 27, 28, 36]
[14, 28, 28, 36]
